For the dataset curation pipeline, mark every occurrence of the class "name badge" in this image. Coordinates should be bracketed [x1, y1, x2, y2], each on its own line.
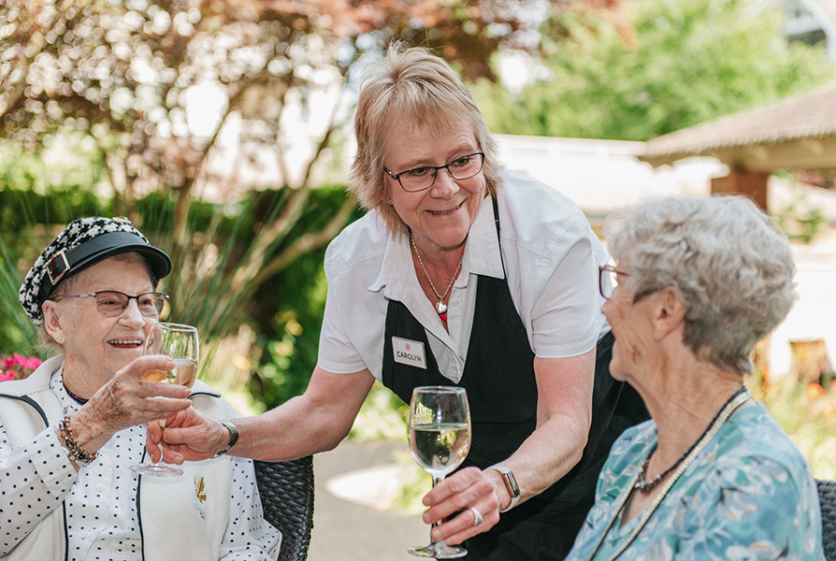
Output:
[392, 336, 427, 369]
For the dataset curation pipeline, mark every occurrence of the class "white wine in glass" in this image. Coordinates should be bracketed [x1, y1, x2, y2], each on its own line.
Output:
[130, 322, 199, 477]
[408, 386, 472, 559]
[141, 358, 198, 387]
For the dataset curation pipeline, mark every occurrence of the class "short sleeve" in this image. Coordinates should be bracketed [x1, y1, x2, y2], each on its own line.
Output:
[530, 219, 603, 358]
[317, 268, 369, 375]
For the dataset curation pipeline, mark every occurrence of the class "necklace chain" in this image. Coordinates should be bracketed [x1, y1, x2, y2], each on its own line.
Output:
[410, 232, 463, 313]
[633, 385, 747, 493]
[586, 386, 751, 561]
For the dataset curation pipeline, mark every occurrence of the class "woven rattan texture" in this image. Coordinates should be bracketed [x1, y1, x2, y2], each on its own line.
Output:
[820, 480, 836, 561]
[255, 457, 315, 561]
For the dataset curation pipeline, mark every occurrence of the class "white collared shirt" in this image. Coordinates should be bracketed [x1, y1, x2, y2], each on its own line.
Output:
[318, 169, 610, 383]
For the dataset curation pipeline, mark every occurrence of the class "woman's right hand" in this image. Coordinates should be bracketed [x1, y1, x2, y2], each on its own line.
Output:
[68, 355, 193, 454]
[145, 407, 229, 464]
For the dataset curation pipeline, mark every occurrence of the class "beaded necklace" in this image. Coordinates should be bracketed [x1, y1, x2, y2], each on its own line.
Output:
[585, 386, 751, 561]
[634, 385, 747, 493]
[63, 382, 90, 405]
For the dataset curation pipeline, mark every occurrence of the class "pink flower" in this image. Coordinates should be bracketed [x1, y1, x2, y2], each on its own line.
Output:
[0, 353, 40, 382]
[24, 357, 42, 370]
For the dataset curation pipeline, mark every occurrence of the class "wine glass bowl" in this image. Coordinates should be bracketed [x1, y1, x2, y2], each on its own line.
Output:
[407, 386, 472, 559]
[141, 323, 198, 387]
[130, 322, 199, 477]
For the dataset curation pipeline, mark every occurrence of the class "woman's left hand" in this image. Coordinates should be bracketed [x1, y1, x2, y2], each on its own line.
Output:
[420, 466, 508, 546]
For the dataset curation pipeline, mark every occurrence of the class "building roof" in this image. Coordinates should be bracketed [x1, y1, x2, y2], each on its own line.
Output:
[640, 83, 836, 172]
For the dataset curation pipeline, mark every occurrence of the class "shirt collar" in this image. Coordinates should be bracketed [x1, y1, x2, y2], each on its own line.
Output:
[368, 194, 505, 298]
[466, 194, 504, 280]
[51, 364, 82, 415]
[369, 230, 411, 299]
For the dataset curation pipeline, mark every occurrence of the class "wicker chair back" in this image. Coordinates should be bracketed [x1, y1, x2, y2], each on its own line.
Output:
[255, 456, 315, 561]
[819, 480, 836, 561]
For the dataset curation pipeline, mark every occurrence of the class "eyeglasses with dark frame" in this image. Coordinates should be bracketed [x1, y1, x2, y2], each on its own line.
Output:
[599, 265, 629, 300]
[53, 291, 168, 318]
[384, 152, 485, 192]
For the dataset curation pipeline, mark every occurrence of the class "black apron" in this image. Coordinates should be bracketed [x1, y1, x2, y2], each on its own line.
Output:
[381, 198, 648, 560]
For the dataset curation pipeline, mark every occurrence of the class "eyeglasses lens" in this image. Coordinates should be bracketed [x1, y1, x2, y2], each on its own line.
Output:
[401, 153, 484, 192]
[94, 292, 165, 317]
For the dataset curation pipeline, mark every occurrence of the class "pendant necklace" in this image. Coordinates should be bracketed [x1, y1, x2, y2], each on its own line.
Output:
[585, 386, 750, 561]
[410, 232, 463, 321]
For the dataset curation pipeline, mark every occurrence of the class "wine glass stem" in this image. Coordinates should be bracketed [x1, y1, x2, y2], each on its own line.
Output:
[428, 475, 444, 545]
[152, 419, 166, 466]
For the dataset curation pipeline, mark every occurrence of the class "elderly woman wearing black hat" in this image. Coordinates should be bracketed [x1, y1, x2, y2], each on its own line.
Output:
[0, 217, 280, 561]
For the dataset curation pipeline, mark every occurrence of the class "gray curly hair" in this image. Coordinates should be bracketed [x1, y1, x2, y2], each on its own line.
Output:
[604, 195, 796, 375]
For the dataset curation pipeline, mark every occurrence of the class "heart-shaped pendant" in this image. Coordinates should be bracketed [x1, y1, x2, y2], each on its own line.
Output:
[435, 301, 448, 315]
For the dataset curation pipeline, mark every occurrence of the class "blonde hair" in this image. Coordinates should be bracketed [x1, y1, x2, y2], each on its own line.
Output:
[350, 43, 503, 236]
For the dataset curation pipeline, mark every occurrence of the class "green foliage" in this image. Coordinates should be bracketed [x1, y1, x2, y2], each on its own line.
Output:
[349, 382, 409, 442]
[0, 144, 112, 355]
[0, 234, 37, 355]
[779, 205, 825, 245]
[0, 176, 362, 408]
[747, 368, 836, 480]
[249, 235, 331, 409]
[475, 0, 835, 141]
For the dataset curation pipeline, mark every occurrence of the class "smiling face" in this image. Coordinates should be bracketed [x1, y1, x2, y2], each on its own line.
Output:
[384, 119, 486, 256]
[42, 255, 158, 390]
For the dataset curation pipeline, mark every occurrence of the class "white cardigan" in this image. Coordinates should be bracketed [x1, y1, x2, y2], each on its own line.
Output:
[0, 356, 256, 561]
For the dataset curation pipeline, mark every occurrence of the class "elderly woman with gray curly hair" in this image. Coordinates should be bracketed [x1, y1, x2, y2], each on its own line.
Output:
[565, 195, 824, 561]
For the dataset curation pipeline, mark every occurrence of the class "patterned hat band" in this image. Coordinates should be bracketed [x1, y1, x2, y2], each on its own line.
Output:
[38, 231, 170, 304]
[19, 216, 172, 326]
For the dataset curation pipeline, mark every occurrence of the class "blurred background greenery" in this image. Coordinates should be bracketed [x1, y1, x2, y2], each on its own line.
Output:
[2, 0, 836, 489]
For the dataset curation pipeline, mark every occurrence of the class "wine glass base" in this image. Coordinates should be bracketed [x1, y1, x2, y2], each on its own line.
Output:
[408, 542, 467, 559]
[130, 463, 183, 477]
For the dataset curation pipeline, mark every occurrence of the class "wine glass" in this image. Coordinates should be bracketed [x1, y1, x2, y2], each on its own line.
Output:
[130, 322, 199, 477]
[407, 386, 472, 559]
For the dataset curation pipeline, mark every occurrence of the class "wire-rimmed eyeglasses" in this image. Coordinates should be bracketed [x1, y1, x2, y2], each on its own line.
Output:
[384, 152, 485, 192]
[53, 291, 168, 318]
[599, 265, 628, 299]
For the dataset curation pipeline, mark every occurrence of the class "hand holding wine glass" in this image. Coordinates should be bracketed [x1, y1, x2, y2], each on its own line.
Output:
[130, 322, 199, 477]
[408, 386, 472, 559]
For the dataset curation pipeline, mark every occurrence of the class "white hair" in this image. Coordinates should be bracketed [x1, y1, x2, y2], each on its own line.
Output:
[604, 195, 796, 374]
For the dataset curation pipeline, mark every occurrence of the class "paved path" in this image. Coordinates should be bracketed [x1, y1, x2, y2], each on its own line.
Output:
[307, 439, 429, 561]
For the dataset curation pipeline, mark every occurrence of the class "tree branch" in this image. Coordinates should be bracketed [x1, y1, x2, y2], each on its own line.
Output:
[253, 196, 356, 286]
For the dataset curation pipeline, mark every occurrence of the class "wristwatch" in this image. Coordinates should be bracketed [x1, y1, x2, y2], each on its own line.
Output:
[487, 464, 521, 512]
[211, 420, 239, 458]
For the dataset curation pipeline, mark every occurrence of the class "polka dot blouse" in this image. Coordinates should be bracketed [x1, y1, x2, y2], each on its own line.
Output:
[0, 368, 281, 560]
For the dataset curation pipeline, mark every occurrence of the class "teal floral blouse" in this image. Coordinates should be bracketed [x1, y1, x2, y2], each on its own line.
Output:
[566, 402, 824, 561]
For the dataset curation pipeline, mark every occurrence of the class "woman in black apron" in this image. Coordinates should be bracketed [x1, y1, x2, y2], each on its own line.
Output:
[152, 43, 647, 561]
[382, 197, 644, 559]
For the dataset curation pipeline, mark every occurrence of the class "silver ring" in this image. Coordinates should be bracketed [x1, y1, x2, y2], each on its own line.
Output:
[468, 506, 483, 527]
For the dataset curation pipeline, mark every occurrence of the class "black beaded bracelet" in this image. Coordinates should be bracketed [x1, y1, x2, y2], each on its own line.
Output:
[58, 415, 98, 468]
